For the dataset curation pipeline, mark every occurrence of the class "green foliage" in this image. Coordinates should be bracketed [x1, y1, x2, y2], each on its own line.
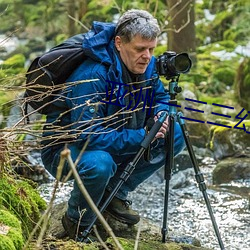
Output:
[196, 0, 250, 47]
[1, 53, 25, 68]
[0, 54, 26, 84]
[213, 67, 235, 86]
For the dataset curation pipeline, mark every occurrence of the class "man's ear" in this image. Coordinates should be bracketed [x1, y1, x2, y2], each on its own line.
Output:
[115, 36, 122, 51]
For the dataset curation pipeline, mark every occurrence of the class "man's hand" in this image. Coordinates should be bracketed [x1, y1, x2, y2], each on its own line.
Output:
[154, 112, 169, 139]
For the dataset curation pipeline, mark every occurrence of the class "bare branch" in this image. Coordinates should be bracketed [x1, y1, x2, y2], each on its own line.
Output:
[62, 148, 124, 250]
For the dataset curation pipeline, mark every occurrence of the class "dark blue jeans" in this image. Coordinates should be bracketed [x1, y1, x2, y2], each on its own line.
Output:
[41, 123, 185, 226]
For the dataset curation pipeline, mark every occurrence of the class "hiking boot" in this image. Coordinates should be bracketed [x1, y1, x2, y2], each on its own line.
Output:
[61, 213, 97, 243]
[105, 196, 140, 225]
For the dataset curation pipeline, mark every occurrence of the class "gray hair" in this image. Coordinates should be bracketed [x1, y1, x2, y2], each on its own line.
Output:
[115, 9, 160, 43]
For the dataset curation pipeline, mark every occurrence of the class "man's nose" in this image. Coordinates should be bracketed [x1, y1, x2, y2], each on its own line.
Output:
[142, 49, 151, 59]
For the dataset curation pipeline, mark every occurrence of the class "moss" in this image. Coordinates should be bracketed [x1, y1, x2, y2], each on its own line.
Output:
[0, 209, 21, 229]
[0, 235, 16, 250]
[234, 58, 250, 110]
[7, 228, 24, 249]
[0, 209, 24, 249]
[1, 54, 25, 69]
[209, 119, 250, 151]
[208, 123, 231, 150]
[0, 174, 47, 239]
[105, 237, 207, 250]
[213, 67, 235, 86]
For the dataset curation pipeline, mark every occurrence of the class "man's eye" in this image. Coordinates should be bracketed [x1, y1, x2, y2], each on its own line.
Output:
[136, 48, 144, 52]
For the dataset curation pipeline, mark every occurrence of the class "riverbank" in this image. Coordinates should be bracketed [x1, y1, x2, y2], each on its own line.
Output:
[38, 155, 250, 250]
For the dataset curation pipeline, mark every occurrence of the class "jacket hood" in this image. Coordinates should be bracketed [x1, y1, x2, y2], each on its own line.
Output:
[82, 21, 116, 65]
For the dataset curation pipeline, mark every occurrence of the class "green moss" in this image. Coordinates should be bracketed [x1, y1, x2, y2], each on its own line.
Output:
[1, 54, 25, 69]
[105, 237, 206, 250]
[7, 228, 24, 249]
[234, 58, 250, 110]
[0, 175, 47, 239]
[0, 209, 21, 229]
[0, 235, 16, 250]
[213, 67, 235, 86]
[0, 209, 24, 249]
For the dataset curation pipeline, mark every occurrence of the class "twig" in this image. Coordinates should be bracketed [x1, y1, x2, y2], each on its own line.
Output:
[134, 219, 142, 250]
[61, 148, 124, 250]
[93, 225, 110, 250]
[68, 14, 89, 31]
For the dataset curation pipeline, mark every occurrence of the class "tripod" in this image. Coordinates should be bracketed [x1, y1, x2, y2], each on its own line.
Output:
[81, 109, 168, 241]
[161, 77, 225, 249]
[82, 77, 225, 250]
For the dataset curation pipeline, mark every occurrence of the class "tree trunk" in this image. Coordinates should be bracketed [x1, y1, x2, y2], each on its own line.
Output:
[167, 0, 196, 62]
[78, 0, 88, 20]
[67, 0, 77, 36]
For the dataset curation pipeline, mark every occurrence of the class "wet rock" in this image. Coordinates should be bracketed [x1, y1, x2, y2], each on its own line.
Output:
[170, 168, 193, 189]
[213, 157, 250, 184]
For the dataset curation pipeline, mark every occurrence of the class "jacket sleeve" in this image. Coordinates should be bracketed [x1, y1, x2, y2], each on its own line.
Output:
[65, 61, 146, 156]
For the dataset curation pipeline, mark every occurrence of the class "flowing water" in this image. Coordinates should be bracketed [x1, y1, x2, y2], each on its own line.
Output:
[38, 157, 250, 250]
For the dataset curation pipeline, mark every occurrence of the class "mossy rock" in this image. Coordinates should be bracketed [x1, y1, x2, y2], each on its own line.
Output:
[0, 209, 24, 250]
[106, 237, 210, 250]
[0, 174, 47, 239]
[208, 120, 250, 160]
[180, 94, 210, 148]
[234, 57, 250, 110]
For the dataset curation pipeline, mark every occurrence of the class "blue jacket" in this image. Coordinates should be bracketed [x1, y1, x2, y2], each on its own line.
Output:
[44, 21, 170, 156]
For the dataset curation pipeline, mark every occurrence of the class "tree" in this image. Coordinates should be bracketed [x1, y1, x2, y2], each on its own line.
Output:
[166, 0, 196, 62]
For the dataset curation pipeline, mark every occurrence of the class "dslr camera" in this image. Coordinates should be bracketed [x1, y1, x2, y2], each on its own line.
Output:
[156, 51, 192, 79]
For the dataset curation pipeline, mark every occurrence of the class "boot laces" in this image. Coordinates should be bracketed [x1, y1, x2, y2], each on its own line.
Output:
[123, 200, 132, 209]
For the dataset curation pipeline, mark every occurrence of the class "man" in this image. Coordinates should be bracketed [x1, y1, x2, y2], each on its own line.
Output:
[41, 9, 185, 241]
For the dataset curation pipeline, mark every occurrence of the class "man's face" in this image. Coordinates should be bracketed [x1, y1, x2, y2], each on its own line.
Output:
[115, 35, 157, 74]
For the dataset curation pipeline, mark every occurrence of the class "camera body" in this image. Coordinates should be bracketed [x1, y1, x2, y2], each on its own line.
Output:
[156, 51, 192, 79]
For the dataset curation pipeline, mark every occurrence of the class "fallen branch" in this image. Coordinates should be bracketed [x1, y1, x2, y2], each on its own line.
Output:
[61, 148, 124, 250]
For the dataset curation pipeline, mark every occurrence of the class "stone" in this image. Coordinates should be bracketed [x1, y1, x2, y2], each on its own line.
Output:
[213, 157, 250, 184]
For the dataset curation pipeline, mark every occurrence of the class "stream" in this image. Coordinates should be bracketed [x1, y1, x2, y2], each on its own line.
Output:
[38, 156, 250, 250]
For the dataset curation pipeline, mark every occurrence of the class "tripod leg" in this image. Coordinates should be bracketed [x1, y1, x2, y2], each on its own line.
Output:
[162, 114, 175, 243]
[81, 112, 168, 241]
[177, 112, 225, 250]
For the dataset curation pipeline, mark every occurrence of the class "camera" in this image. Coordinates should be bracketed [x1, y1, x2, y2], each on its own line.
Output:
[156, 51, 192, 79]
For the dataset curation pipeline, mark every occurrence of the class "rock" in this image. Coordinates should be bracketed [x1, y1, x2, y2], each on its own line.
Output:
[234, 57, 250, 110]
[180, 98, 210, 149]
[170, 168, 193, 189]
[213, 157, 250, 184]
[43, 201, 212, 250]
[209, 121, 250, 160]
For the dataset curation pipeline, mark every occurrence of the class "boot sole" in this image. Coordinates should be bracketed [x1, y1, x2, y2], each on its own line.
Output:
[105, 210, 140, 225]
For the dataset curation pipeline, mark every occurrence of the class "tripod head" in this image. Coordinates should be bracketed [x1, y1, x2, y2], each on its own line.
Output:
[168, 76, 182, 100]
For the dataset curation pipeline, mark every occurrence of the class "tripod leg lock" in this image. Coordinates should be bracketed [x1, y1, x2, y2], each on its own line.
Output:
[120, 162, 135, 182]
[195, 172, 207, 192]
